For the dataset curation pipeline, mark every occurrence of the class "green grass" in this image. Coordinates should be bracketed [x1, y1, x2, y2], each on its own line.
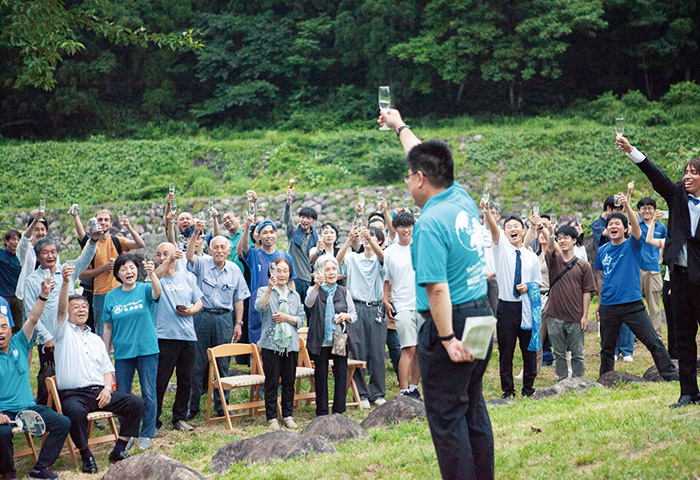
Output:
[12, 318, 700, 479]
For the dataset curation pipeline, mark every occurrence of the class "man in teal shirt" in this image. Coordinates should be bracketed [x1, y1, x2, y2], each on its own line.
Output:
[379, 108, 493, 480]
[0, 279, 71, 480]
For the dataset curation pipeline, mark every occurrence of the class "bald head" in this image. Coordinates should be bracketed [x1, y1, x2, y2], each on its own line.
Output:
[156, 241, 177, 266]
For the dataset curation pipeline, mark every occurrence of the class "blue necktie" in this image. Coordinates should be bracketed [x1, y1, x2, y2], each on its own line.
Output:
[689, 195, 700, 206]
[513, 249, 522, 298]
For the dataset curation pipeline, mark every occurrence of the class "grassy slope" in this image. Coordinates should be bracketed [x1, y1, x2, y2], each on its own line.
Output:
[1, 117, 699, 217]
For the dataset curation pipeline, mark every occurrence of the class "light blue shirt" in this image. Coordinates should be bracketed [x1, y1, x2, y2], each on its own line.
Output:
[343, 252, 384, 302]
[187, 256, 249, 310]
[154, 271, 202, 341]
[411, 183, 488, 312]
[24, 241, 96, 344]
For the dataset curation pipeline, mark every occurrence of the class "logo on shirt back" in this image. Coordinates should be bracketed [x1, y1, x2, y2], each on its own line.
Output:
[455, 211, 484, 253]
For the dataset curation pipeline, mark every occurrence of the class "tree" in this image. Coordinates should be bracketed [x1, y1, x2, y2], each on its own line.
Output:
[0, 0, 202, 90]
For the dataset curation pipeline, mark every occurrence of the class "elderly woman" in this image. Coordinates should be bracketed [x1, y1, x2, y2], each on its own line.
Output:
[102, 254, 161, 450]
[255, 258, 304, 430]
[304, 257, 356, 416]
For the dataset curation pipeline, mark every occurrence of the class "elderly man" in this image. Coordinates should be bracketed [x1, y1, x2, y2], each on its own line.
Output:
[186, 221, 249, 419]
[154, 243, 202, 431]
[0, 230, 22, 332]
[0, 278, 71, 480]
[78, 210, 145, 337]
[24, 232, 99, 405]
[164, 192, 196, 251]
[44, 266, 144, 474]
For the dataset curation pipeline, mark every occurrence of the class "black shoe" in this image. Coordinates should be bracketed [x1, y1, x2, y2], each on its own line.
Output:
[173, 420, 195, 432]
[82, 454, 99, 474]
[669, 394, 700, 408]
[108, 450, 129, 464]
[404, 389, 422, 400]
[541, 359, 553, 366]
[3, 472, 17, 480]
[28, 468, 58, 479]
[186, 410, 199, 421]
[501, 392, 515, 400]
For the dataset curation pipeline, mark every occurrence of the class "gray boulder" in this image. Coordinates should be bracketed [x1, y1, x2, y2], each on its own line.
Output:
[486, 398, 514, 408]
[101, 452, 203, 480]
[532, 377, 603, 399]
[597, 371, 647, 387]
[302, 413, 368, 443]
[360, 395, 425, 429]
[209, 431, 336, 473]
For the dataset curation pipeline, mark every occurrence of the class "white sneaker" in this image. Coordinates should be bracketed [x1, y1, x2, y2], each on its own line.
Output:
[125, 437, 134, 450]
[282, 416, 298, 429]
[514, 369, 524, 380]
[623, 355, 634, 363]
[268, 418, 280, 431]
[372, 397, 386, 406]
[360, 398, 370, 409]
[138, 437, 152, 450]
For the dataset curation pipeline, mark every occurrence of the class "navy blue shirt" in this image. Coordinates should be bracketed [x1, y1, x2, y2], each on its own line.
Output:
[0, 248, 21, 297]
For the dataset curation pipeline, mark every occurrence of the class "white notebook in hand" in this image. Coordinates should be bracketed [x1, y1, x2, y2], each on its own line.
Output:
[461, 316, 497, 360]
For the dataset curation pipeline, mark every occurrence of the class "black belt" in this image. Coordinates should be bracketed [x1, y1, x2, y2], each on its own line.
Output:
[202, 308, 231, 315]
[674, 265, 688, 273]
[353, 299, 382, 307]
[419, 296, 487, 319]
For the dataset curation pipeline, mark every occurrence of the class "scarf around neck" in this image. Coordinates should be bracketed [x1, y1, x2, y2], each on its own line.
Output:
[320, 283, 337, 344]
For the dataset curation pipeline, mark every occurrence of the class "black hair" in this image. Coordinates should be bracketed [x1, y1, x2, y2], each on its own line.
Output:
[540, 214, 551, 221]
[637, 197, 656, 209]
[685, 157, 700, 176]
[298, 207, 318, 220]
[368, 226, 385, 245]
[4, 230, 20, 242]
[392, 211, 415, 228]
[34, 237, 58, 256]
[406, 140, 454, 189]
[367, 212, 386, 227]
[603, 196, 619, 212]
[555, 225, 579, 242]
[27, 217, 49, 229]
[605, 213, 629, 229]
[112, 254, 141, 284]
[68, 294, 89, 306]
[249, 223, 258, 244]
[503, 215, 525, 229]
[320, 222, 339, 246]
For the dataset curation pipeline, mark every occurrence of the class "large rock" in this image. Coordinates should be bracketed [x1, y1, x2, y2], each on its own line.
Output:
[302, 413, 368, 443]
[209, 431, 336, 473]
[597, 371, 647, 387]
[643, 360, 681, 381]
[360, 395, 425, 429]
[102, 452, 203, 480]
[486, 398, 514, 408]
[532, 377, 603, 399]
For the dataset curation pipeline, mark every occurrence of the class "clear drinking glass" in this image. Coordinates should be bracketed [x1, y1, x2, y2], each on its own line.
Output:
[170, 198, 177, 213]
[169, 182, 175, 195]
[576, 212, 584, 226]
[378, 86, 391, 131]
[521, 208, 528, 222]
[550, 213, 558, 226]
[208, 201, 215, 217]
[376, 192, 383, 209]
[358, 192, 365, 207]
[532, 202, 540, 216]
[615, 117, 624, 150]
[39, 199, 46, 213]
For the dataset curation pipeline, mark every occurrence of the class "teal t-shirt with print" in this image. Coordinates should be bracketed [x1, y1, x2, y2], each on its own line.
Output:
[411, 183, 488, 312]
[103, 282, 159, 360]
[0, 332, 36, 411]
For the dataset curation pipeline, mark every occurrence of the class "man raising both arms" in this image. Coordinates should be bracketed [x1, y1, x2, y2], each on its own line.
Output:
[380, 108, 493, 480]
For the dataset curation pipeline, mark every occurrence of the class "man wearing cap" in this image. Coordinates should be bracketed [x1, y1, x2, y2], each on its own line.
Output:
[186, 220, 250, 419]
[238, 217, 297, 344]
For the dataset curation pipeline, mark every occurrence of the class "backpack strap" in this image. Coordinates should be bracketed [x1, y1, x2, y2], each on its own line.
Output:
[549, 257, 579, 290]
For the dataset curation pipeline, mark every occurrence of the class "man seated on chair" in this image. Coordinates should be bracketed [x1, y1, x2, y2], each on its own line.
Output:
[44, 265, 144, 474]
[0, 277, 71, 480]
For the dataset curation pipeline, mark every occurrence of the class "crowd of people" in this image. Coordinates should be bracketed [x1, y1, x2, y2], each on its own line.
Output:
[0, 109, 698, 480]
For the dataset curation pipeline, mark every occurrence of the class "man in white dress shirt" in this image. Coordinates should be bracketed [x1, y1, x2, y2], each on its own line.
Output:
[46, 266, 144, 474]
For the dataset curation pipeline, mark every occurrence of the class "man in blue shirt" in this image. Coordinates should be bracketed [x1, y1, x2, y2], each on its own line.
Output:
[380, 108, 493, 480]
[594, 193, 677, 381]
[0, 230, 22, 333]
[636, 197, 666, 337]
[0, 278, 71, 480]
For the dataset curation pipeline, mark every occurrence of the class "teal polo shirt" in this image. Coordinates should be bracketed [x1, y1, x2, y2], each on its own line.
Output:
[0, 332, 36, 412]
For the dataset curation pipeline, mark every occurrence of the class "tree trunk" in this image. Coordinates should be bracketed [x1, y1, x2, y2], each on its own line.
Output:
[455, 80, 465, 107]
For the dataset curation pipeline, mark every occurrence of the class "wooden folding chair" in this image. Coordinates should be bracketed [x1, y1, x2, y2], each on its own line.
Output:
[293, 337, 316, 406]
[45, 376, 119, 468]
[206, 343, 266, 431]
[12, 426, 38, 463]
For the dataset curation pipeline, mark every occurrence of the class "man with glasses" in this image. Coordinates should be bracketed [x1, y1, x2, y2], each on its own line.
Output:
[186, 220, 250, 419]
[636, 197, 666, 338]
[543, 225, 596, 380]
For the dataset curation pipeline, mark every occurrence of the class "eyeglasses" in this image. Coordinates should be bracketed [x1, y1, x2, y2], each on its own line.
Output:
[403, 171, 419, 184]
[555, 236, 572, 242]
